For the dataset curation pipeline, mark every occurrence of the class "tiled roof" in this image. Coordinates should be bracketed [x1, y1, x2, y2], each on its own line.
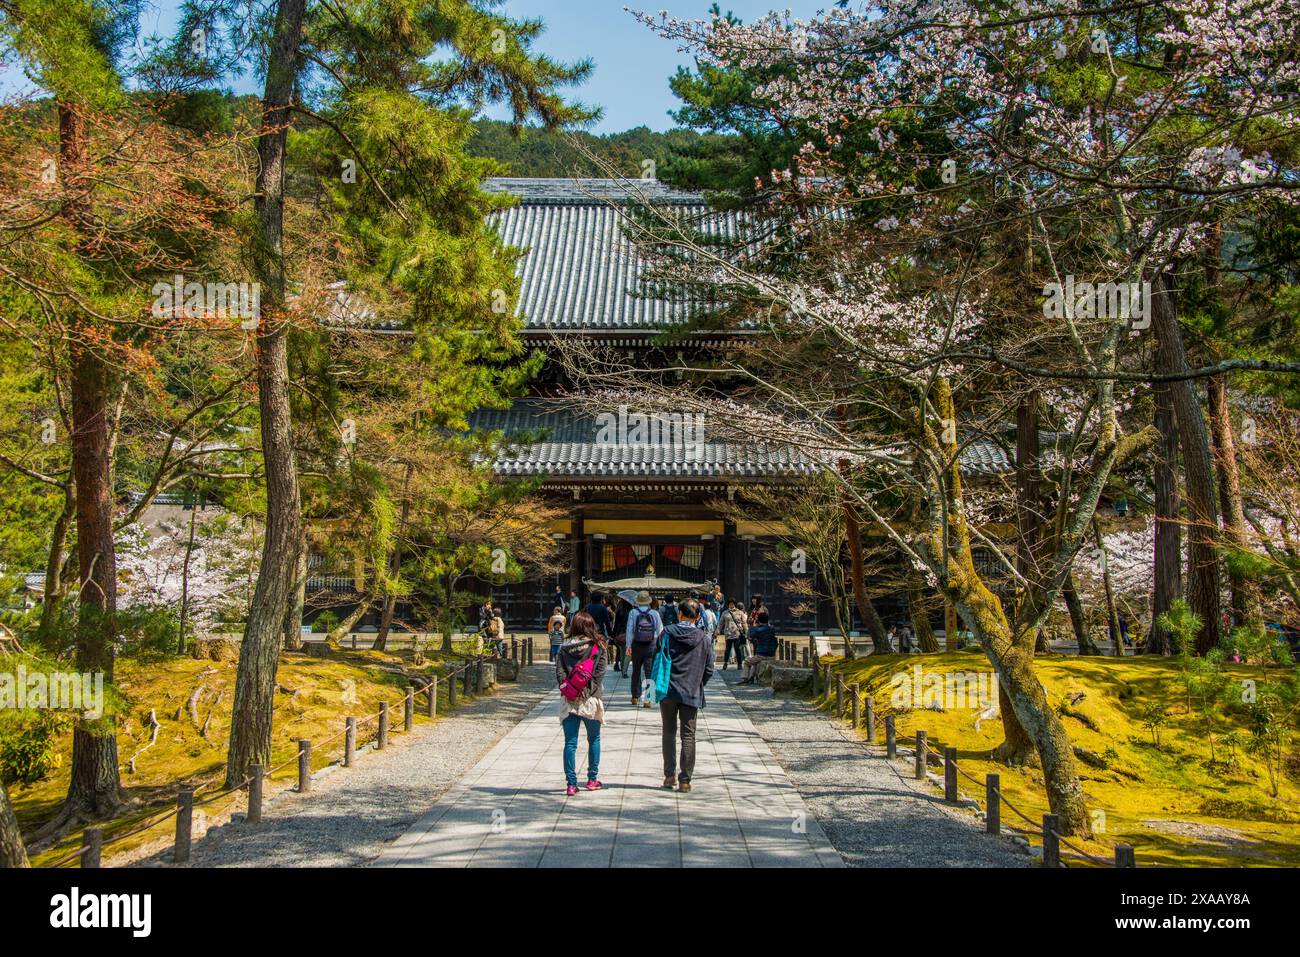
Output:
[484, 177, 727, 332]
[469, 400, 815, 480]
[470, 400, 1013, 481]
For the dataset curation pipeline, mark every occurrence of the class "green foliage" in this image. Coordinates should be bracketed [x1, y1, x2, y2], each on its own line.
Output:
[466, 118, 703, 178]
[0, 710, 70, 788]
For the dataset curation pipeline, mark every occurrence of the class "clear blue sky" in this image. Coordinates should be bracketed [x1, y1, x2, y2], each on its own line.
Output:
[1, 1, 830, 133]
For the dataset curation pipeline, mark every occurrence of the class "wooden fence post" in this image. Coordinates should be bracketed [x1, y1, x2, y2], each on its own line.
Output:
[344, 718, 356, 767]
[426, 677, 437, 718]
[449, 668, 458, 706]
[915, 730, 927, 780]
[462, 664, 472, 697]
[885, 715, 897, 758]
[1115, 844, 1135, 867]
[865, 696, 876, 743]
[850, 683, 861, 729]
[986, 773, 1000, 835]
[298, 739, 312, 794]
[527, 636, 534, 666]
[1042, 814, 1060, 868]
[835, 674, 843, 716]
[944, 747, 958, 802]
[248, 764, 263, 824]
[475, 658, 485, 695]
[378, 702, 389, 750]
[511, 635, 518, 661]
[810, 656, 819, 694]
[174, 788, 194, 864]
[82, 827, 102, 869]
[404, 688, 415, 732]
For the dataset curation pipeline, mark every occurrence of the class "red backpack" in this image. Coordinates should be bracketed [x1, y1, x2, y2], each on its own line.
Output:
[559, 644, 600, 701]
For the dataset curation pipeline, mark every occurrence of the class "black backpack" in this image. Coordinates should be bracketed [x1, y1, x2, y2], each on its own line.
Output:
[632, 608, 657, 643]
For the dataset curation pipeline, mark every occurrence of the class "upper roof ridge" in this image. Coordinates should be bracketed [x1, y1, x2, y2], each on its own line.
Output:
[483, 176, 704, 206]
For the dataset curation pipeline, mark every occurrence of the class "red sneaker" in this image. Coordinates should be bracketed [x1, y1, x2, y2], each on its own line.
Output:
[566, 785, 579, 796]
[585, 779, 602, 791]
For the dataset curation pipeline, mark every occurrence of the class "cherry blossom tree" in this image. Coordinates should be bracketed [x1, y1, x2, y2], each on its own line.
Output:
[579, 0, 1300, 834]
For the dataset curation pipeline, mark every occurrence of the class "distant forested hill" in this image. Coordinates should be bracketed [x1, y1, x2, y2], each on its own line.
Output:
[467, 119, 704, 179]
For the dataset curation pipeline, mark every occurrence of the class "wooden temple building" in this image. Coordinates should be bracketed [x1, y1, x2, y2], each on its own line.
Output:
[466, 179, 1017, 631]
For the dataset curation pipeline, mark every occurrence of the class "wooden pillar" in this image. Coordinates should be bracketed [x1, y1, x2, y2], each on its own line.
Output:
[378, 702, 389, 749]
[569, 513, 584, 597]
[986, 774, 1000, 835]
[174, 789, 194, 864]
[404, 688, 414, 732]
[1043, 814, 1060, 868]
[425, 677, 437, 718]
[298, 739, 312, 793]
[915, 730, 927, 780]
[344, 719, 356, 767]
[864, 696, 876, 743]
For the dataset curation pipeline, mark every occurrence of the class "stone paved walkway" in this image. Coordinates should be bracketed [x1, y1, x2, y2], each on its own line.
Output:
[377, 668, 843, 868]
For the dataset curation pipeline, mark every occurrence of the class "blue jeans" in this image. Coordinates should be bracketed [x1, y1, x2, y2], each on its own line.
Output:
[562, 714, 601, 787]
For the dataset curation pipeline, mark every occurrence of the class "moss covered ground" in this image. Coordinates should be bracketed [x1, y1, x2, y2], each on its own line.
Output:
[13, 645, 481, 866]
[822, 651, 1300, 867]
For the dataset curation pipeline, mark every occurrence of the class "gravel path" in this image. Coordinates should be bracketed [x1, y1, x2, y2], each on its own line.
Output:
[142, 664, 554, 868]
[721, 671, 1031, 867]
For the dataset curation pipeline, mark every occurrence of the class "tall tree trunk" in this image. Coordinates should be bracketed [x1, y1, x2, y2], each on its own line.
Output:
[375, 464, 414, 652]
[177, 492, 199, 656]
[226, 0, 307, 789]
[38, 479, 75, 639]
[61, 100, 122, 821]
[1062, 570, 1101, 654]
[999, 392, 1043, 755]
[907, 572, 938, 653]
[281, 529, 307, 653]
[1207, 374, 1262, 635]
[841, 493, 885, 655]
[1151, 274, 1221, 655]
[1150, 379, 1182, 655]
[1094, 517, 1126, 656]
[0, 781, 28, 868]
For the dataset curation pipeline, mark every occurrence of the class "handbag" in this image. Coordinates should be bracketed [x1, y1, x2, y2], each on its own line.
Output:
[650, 633, 673, 703]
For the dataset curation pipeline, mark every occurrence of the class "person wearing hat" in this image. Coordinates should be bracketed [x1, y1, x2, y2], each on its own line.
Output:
[624, 589, 664, 707]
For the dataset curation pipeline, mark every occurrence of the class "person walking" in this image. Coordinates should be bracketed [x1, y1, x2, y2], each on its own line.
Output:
[556, 611, 607, 796]
[567, 589, 581, 624]
[547, 605, 567, 661]
[719, 599, 748, 670]
[739, 610, 778, 684]
[585, 589, 613, 642]
[747, 595, 766, 629]
[656, 598, 714, 792]
[552, 585, 565, 619]
[660, 594, 679, 627]
[691, 590, 717, 637]
[625, 590, 663, 707]
[709, 584, 724, 617]
[611, 597, 630, 675]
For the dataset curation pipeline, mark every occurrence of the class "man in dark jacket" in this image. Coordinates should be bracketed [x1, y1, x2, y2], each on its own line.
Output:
[739, 611, 778, 684]
[656, 598, 714, 793]
[584, 590, 613, 640]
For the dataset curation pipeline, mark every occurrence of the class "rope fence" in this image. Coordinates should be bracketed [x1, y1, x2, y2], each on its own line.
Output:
[815, 655, 1137, 869]
[36, 646, 525, 869]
